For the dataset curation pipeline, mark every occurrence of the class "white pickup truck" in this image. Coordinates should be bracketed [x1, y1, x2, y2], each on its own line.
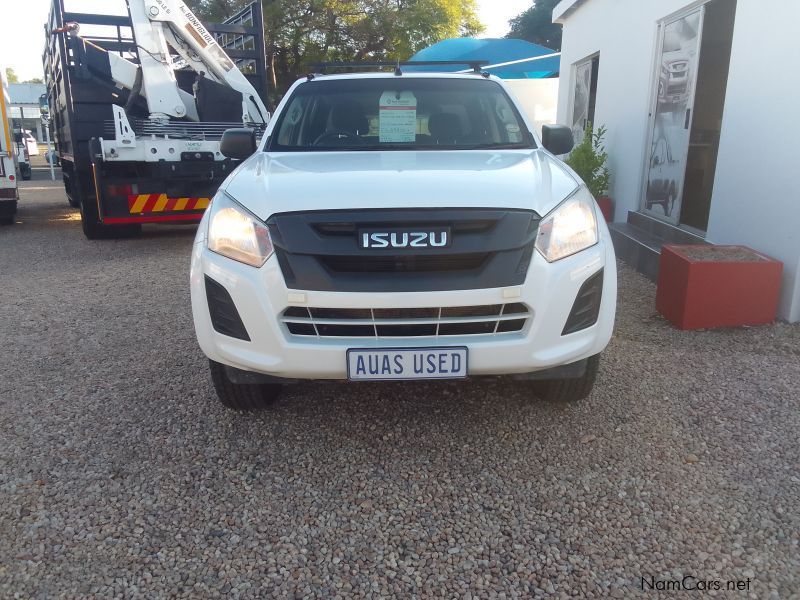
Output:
[190, 68, 617, 410]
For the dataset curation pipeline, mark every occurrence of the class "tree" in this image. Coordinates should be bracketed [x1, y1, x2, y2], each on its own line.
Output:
[186, 0, 483, 101]
[187, 0, 249, 21]
[507, 0, 562, 51]
[5, 68, 19, 84]
[24, 77, 44, 84]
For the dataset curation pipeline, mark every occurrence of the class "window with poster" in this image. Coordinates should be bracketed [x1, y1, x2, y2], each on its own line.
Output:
[570, 54, 599, 145]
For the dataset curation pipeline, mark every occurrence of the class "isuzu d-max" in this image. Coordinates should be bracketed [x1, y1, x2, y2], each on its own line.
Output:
[190, 70, 616, 409]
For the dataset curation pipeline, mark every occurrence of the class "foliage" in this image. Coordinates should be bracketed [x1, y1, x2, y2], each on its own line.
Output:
[187, 0, 248, 21]
[24, 77, 44, 84]
[5, 68, 19, 84]
[185, 0, 483, 103]
[566, 123, 610, 198]
[507, 0, 562, 51]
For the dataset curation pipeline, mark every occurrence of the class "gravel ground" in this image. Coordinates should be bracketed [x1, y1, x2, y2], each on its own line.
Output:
[1, 180, 798, 599]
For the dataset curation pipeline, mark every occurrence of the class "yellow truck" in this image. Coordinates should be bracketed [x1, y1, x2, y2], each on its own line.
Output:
[0, 67, 19, 224]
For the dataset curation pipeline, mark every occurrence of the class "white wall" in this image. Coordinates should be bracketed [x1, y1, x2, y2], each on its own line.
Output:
[555, 0, 800, 321]
[555, 0, 694, 224]
[705, 0, 800, 322]
[504, 79, 560, 136]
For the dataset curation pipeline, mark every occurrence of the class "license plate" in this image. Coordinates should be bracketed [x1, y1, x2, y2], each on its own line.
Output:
[347, 347, 468, 381]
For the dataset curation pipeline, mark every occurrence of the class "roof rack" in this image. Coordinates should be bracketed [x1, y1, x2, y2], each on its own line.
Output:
[307, 60, 490, 77]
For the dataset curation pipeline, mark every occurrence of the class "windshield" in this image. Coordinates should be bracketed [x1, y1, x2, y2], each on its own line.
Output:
[268, 77, 535, 152]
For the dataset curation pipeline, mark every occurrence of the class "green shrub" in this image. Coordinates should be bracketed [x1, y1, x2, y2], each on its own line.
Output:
[565, 123, 610, 198]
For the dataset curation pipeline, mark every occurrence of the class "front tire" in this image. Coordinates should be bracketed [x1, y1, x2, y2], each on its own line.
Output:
[63, 171, 80, 208]
[208, 360, 282, 410]
[532, 354, 600, 403]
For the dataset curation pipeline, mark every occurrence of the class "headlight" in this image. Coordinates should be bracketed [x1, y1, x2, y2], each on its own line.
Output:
[535, 187, 598, 262]
[207, 191, 273, 267]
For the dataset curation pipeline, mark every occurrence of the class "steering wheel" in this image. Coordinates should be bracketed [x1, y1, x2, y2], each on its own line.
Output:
[313, 130, 356, 146]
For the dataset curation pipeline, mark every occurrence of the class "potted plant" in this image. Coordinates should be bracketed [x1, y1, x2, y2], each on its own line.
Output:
[566, 123, 613, 222]
[656, 245, 783, 330]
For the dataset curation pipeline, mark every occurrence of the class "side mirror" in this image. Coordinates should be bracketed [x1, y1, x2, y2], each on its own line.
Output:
[541, 124, 574, 155]
[39, 94, 50, 119]
[220, 128, 257, 160]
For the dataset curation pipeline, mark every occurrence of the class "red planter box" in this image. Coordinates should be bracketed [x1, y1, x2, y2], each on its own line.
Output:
[596, 196, 613, 222]
[656, 245, 782, 330]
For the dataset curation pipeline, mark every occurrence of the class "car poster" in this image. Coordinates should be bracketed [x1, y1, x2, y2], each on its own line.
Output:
[571, 60, 592, 145]
[644, 9, 702, 223]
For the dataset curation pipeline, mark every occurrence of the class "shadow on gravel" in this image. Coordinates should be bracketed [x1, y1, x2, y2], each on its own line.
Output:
[206, 376, 585, 457]
[138, 225, 198, 240]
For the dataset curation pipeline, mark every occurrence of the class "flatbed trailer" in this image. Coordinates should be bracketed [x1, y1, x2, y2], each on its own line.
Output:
[44, 0, 269, 238]
[0, 67, 19, 225]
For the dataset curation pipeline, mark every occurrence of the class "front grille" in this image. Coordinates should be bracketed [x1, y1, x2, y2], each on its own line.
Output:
[282, 303, 530, 339]
[103, 120, 268, 141]
[268, 208, 540, 293]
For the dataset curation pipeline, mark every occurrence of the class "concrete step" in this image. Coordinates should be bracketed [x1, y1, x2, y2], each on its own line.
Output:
[627, 211, 706, 245]
[608, 222, 663, 282]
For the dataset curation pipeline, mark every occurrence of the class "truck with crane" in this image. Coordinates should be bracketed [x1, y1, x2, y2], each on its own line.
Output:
[43, 0, 269, 238]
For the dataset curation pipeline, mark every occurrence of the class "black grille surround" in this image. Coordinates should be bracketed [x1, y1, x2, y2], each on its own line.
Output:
[562, 269, 604, 335]
[267, 208, 541, 293]
[205, 276, 250, 341]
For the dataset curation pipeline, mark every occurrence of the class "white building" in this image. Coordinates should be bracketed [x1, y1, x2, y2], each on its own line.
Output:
[553, 0, 800, 322]
[8, 83, 47, 142]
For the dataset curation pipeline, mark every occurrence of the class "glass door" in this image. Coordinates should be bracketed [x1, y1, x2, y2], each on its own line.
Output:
[642, 7, 704, 224]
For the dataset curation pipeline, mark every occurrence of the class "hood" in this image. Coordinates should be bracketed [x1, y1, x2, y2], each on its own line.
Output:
[223, 150, 579, 220]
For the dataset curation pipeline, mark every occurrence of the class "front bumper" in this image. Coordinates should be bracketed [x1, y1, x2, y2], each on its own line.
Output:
[190, 216, 617, 380]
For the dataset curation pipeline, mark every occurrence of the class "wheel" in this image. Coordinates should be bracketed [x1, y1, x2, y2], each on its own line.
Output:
[63, 172, 80, 208]
[531, 354, 600, 403]
[208, 360, 282, 410]
[79, 197, 141, 240]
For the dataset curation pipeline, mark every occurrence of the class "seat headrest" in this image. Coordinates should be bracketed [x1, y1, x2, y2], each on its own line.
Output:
[331, 104, 369, 135]
[428, 112, 463, 144]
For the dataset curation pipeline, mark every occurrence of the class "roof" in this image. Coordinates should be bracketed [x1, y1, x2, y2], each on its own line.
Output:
[407, 38, 560, 79]
[8, 83, 46, 105]
[552, 0, 590, 23]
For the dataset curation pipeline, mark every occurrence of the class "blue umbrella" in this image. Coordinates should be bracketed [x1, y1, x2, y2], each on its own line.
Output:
[406, 38, 560, 79]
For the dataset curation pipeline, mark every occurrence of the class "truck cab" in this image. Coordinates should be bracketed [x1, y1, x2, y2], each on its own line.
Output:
[0, 67, 19, 224]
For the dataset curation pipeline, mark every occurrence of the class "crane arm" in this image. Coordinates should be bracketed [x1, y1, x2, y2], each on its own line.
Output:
[126, 0, 269, 123]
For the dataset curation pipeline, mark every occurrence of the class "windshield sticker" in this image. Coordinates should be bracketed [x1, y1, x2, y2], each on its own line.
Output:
[379, 91, 417, 143]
